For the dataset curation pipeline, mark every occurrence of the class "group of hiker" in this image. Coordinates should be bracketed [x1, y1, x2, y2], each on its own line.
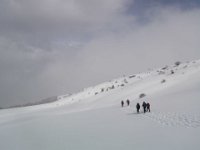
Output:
[121, 100, 151, 113]
[121, 99, 130, 107]
[136, 101, 150, 113]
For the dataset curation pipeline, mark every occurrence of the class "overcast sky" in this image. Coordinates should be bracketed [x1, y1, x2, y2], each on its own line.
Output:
[0, 0, 200, 107]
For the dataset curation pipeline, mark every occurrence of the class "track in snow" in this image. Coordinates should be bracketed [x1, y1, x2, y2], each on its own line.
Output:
[145, 112, 200, 128]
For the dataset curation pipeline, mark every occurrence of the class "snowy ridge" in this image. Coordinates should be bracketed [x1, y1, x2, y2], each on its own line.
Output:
[52, 59, 200, 109]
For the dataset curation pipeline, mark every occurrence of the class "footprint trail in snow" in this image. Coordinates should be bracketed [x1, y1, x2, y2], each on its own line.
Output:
[145, 112, 200, 128]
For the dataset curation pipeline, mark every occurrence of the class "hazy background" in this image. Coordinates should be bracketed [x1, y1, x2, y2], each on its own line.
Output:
[0, 0, 200, 107]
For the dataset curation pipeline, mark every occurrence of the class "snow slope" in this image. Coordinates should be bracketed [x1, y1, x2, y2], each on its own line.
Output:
[0, 60, 200, 150]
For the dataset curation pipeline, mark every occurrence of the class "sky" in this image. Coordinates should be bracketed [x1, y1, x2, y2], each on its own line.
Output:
[0, 0, 200, 107]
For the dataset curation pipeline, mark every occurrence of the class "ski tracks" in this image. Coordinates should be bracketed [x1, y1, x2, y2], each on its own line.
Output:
[145, 112, 200, 128]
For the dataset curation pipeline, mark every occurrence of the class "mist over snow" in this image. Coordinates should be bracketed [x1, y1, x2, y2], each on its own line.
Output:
[0, 0, 200, 107]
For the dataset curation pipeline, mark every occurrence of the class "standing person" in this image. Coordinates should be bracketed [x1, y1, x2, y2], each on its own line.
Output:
[136, 103, 140, 113]
[142, 101, 147, 113]
[126, 99, 130, 106]
[121, 100, 124, 107]
[146, 103, 150, 112]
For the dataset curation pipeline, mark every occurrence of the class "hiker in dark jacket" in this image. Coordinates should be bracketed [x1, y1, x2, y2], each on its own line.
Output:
[136, 103, 140, 113]
[126, 99, 130, 106]
[146, 103, 150, 112]
[121, 100, 124, 107]
[142, 101, 147, 113]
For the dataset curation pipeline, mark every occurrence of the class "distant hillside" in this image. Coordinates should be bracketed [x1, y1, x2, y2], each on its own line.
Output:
[3, 96, 58, 109]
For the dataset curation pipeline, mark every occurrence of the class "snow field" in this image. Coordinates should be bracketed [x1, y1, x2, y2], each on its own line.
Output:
[0, 59, 200, 150]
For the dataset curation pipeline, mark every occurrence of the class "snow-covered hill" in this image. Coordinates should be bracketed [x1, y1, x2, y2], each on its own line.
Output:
[0, 59, 200, 150]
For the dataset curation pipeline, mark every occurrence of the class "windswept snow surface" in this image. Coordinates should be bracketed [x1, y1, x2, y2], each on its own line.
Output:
[0, 60, 200, 150]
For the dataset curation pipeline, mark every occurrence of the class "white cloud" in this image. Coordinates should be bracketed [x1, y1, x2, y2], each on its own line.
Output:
[0, 0, 128, 35]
